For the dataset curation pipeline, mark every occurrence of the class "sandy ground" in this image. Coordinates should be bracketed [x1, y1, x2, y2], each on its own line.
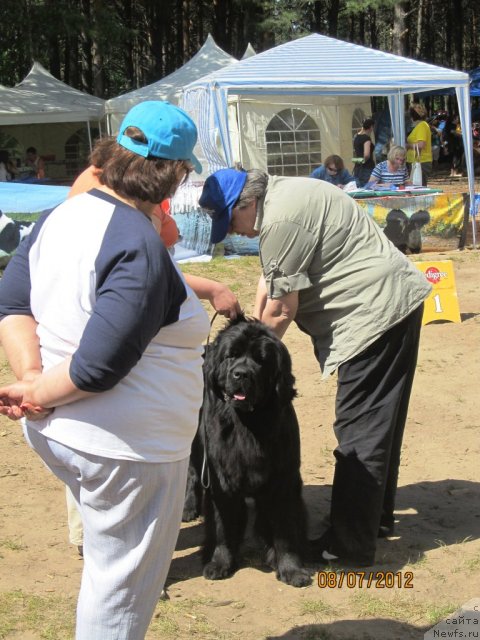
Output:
[0, 177, 479, 638]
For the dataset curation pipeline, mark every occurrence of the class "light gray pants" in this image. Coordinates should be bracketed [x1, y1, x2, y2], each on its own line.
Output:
[24, 424, 188, 640]
[66, 485, 83, 546]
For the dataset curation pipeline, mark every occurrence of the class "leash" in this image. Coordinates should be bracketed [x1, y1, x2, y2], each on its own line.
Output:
[200, 311, 219, 489]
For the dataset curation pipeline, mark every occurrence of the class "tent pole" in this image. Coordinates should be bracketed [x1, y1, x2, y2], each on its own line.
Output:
[87, 121, 93, 151]
[455, 87, 477, 249]
[236, 98, 244, 169]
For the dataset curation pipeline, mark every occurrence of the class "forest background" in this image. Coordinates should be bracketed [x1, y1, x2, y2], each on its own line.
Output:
[0, 0, 479, 105]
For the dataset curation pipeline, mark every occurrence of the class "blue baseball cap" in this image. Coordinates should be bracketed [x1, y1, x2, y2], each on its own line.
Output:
[117, 101, 202, 173]
[198, 169, 248, 244]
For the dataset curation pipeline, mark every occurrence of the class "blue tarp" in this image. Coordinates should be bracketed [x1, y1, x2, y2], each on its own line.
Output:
[469, 67, 480, 97]
[0, 182, 69, 213]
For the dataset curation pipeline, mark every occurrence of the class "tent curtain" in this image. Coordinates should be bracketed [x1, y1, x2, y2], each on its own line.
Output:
[456, 87, 477, 246]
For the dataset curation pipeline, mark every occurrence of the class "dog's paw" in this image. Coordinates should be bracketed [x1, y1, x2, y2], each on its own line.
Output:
[277, 567, 312, 588]
[203, 560, 234, 580]
[182, 506, 200, 522]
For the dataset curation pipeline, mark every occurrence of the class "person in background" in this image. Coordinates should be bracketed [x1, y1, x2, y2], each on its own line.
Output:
[0, 150, 18, 182]
[405, 103, 433, 186]
[198, 167, 431, 568]
[429, 117, 442, 169]
[352, 118, 375, 187]
[24, 147, 46, 180]
[310, 155, 355, 189]
[0, 100, 232, 640]
[442, 114, 464, 178]
[367, 145, 411, 188]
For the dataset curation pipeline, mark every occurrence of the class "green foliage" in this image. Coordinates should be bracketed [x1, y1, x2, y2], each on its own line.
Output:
[0, 0, 477, 97]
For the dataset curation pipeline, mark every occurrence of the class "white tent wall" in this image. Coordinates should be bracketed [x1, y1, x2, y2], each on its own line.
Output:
[0, 122, 95, 179]
[0, 62, 104, 182]
[229, 94, 371, 173]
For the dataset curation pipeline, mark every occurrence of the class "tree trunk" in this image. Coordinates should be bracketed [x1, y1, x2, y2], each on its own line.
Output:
[369, 7, 377, 50]
[327, 0, 340, 37]
[91, 0, 104, 97]
[451, 0, 463, 69]
[392, 1, 410, 57]
[415, 0, 424, 59]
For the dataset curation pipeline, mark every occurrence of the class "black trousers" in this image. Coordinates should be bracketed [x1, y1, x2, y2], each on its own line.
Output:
[322, 304, 423, 564]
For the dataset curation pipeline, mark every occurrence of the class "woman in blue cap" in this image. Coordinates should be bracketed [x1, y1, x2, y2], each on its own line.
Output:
[0, 101, 224, 640]
[199, 167, 431, 569]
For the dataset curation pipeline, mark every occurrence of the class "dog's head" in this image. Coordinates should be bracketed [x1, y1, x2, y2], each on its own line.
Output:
[407, 209, 431, 254]
[204, 314, 297, 412]
[383, 208, 409, 253]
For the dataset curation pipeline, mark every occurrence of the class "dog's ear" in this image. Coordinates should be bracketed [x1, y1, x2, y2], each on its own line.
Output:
[274, 341, 297, 403]
[203, 342, 225, 400]
[408, 209, 430, 230]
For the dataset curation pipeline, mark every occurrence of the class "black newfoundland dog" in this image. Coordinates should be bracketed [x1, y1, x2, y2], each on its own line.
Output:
[183, 315, 311, 588]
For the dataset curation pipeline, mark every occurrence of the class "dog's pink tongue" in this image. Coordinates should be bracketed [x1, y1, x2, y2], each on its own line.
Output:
[234, 393, 246, 400]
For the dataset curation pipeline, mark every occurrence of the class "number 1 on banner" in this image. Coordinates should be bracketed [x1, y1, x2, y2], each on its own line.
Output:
[433, 294, 442, 313]
[414, 260, 461, 325]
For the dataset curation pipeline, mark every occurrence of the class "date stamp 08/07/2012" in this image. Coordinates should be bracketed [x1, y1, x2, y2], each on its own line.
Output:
[317, 570, 414, 589]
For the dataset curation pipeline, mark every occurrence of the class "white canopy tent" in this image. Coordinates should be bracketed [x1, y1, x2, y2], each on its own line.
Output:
[105, 34, 237, 135]
[15, 61, 105, 124]
[183, 34, 476, 243]
[0, 62, 105, 178]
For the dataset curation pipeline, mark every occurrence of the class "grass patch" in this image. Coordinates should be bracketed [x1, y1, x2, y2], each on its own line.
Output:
[425, 603, 460, 625]
[299, 598, 335, 619]
[148, 597, 240, 639]
[0, 538, 26, 552]
[0, 590, 75, 639]
[350, 592, 459, 626]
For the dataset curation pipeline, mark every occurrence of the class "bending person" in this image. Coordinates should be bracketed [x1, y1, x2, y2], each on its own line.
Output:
[199, 168, 431, 568]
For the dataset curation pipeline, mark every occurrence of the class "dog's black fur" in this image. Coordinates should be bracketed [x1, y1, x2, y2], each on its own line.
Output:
[383, 208, 431, 254]
[184, 315, 311, 587]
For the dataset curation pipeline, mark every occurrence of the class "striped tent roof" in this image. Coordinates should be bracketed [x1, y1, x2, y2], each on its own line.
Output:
[185, 33, 468, 95]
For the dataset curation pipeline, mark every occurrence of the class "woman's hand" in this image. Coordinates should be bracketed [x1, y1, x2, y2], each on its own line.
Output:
[184, 274, 241, 319]
[0, 380, 49, 421]
[207, 282, 241, 319]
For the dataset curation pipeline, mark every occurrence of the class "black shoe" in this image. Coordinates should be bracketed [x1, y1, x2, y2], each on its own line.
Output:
[378, 524, 395, 538]
[308, 530, 374, 567]
[307, 529, 334, 561]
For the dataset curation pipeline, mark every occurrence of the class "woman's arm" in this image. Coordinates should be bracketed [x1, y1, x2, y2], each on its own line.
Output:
[184, 274, 241, 319]
[0, 358, 94, 420]
[36, 157, 46, 179]
[0, 315, 44, 382]
[406, 140, 426, 151]
[0, 315, 93, 419]
[363, 140, 372, 161]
